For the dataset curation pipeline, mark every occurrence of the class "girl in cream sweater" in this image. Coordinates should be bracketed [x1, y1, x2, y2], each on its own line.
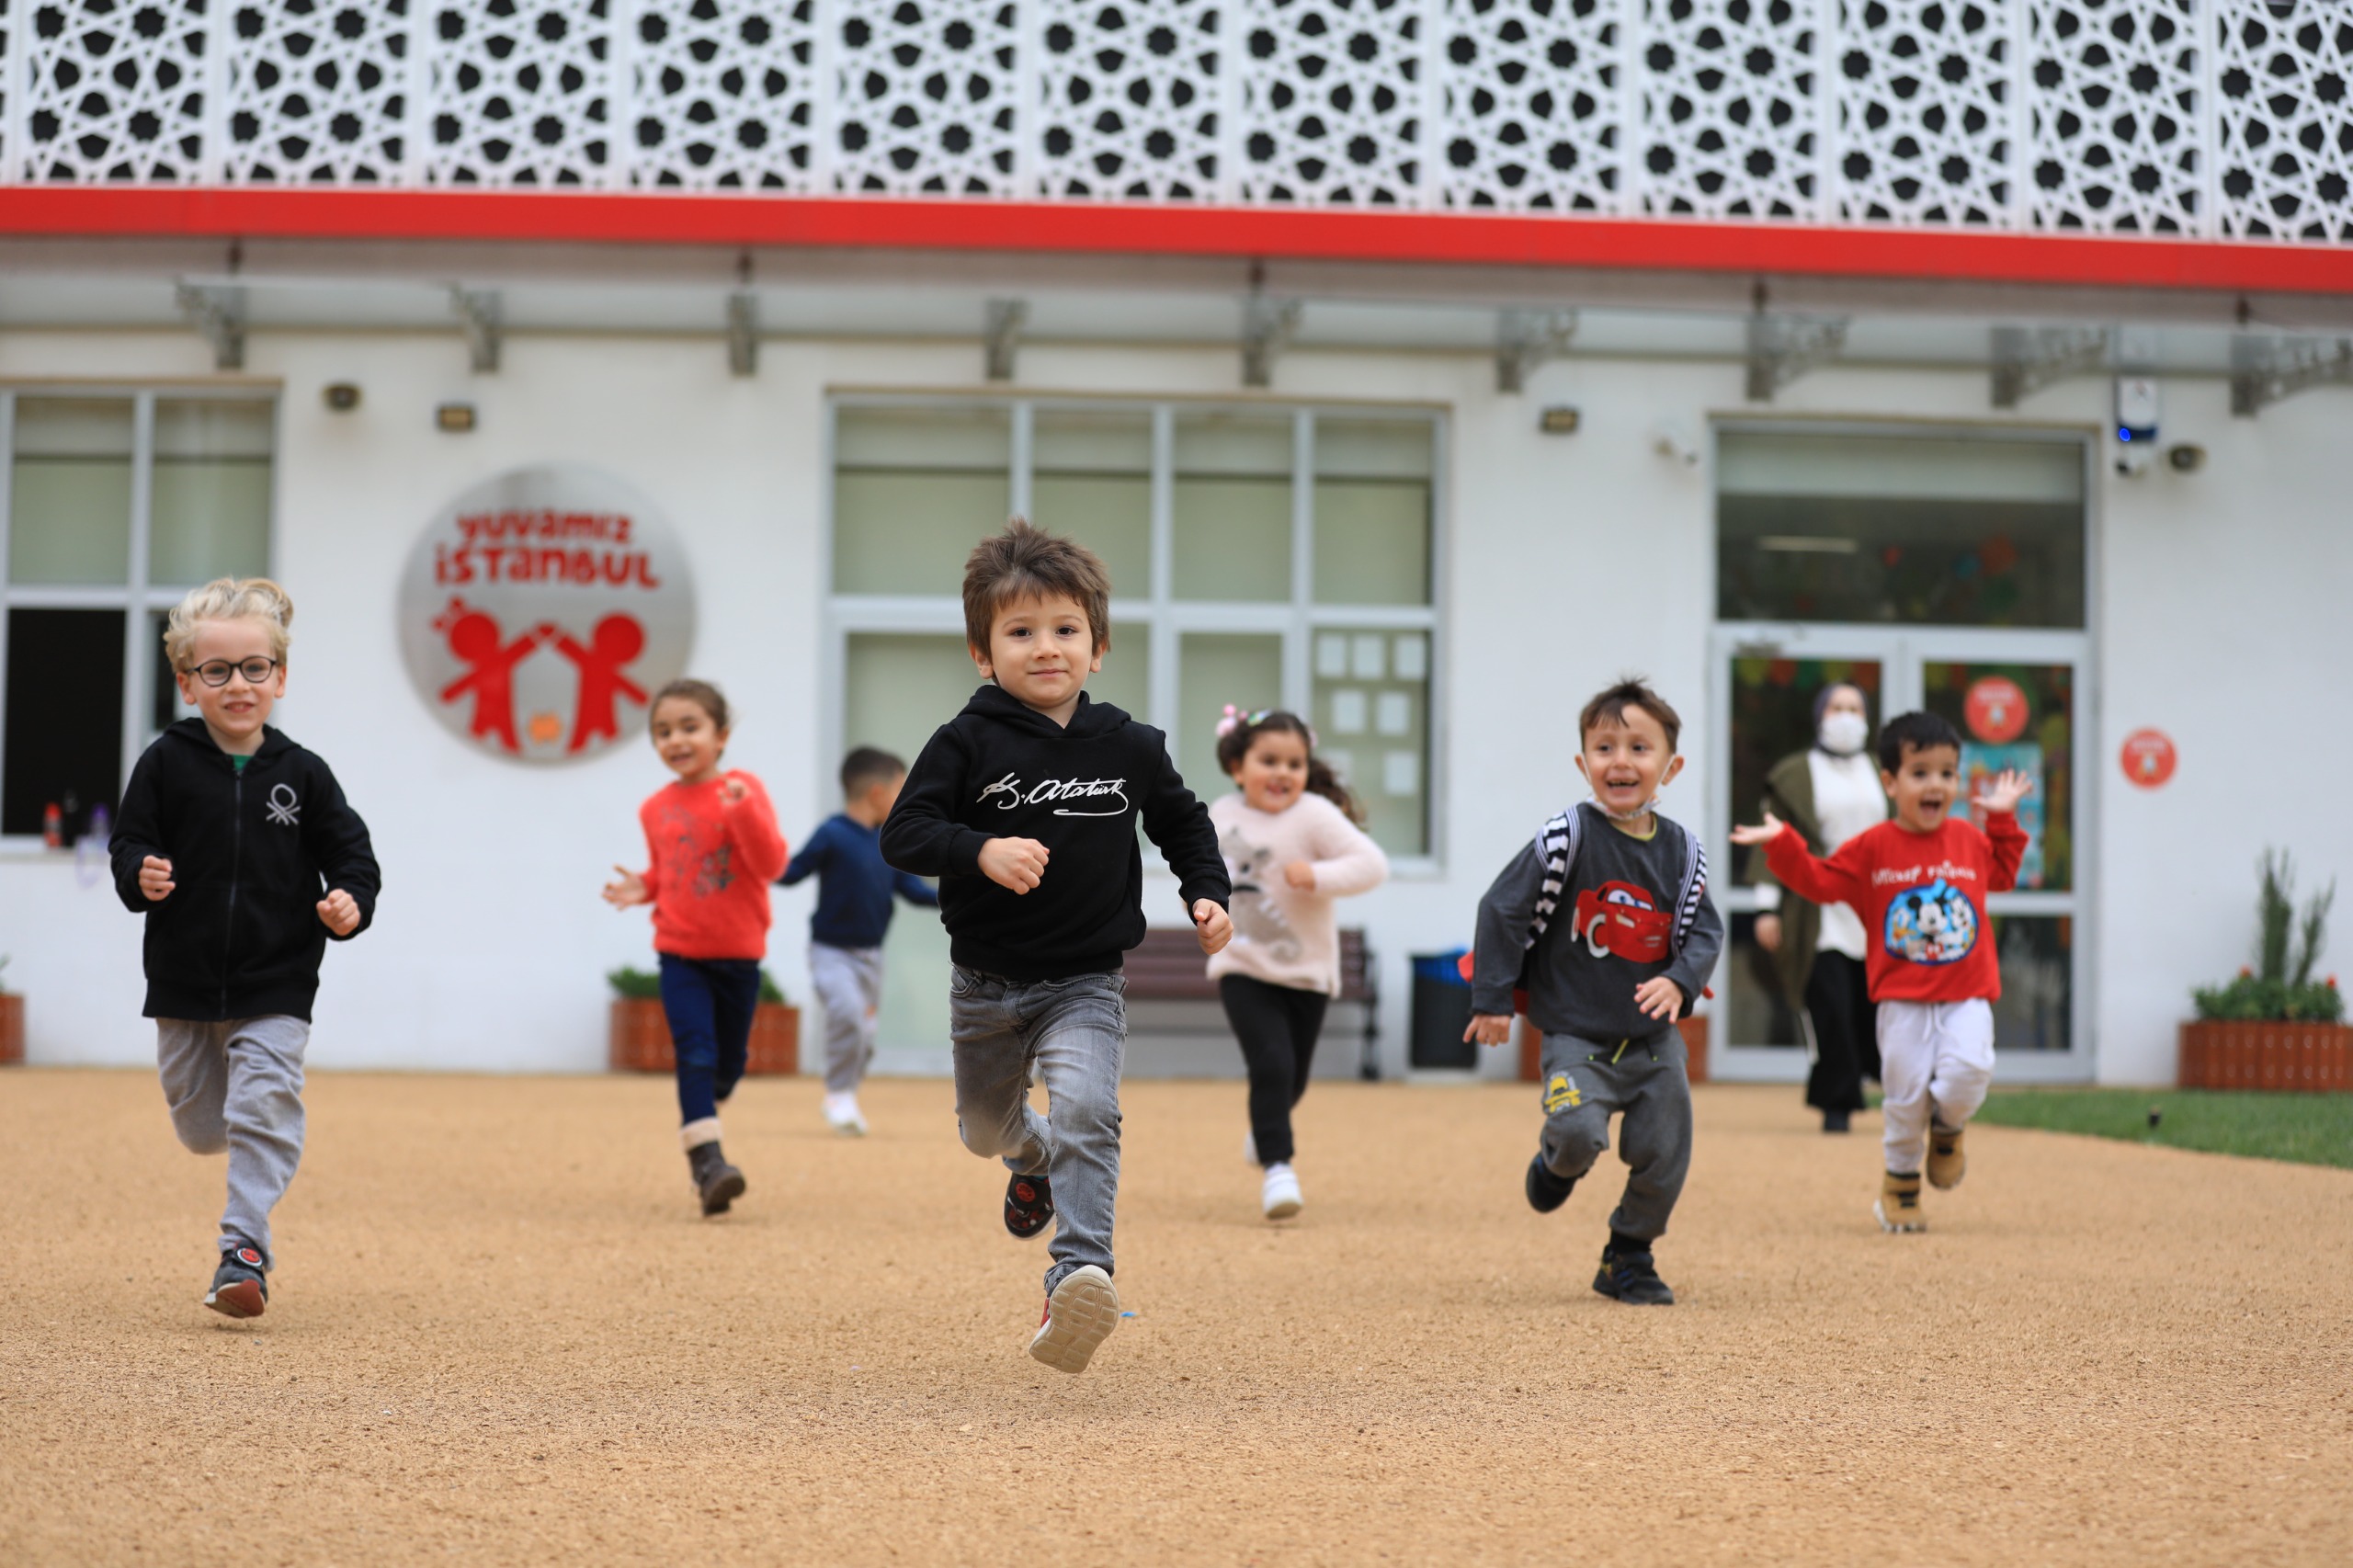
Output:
[1208, 708, 1389, 1220]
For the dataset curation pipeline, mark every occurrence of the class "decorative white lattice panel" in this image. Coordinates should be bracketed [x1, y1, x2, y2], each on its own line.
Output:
[1438, 0, 1621, 210]
[424, 0, 613, 186]
[630, 0, 816, 189]
[2025, 0, 2199, 232]
[833, 0, 1018, 194]
[221, 0, 410, 184]
[1637, 0, 1818, 218]
[1234, 0, 1424, 205]
[1835, 0, 2009, 224]
[1036, 0, 1221, 199]
[19, 0, 210, 181]
[2213, 0, 2353, 240]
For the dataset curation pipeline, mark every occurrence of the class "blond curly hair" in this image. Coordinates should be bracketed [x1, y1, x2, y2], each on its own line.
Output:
[163, 577, 295, 669]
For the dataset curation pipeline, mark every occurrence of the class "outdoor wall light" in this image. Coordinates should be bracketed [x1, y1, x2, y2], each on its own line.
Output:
[322, 382, 361, 413]
[1540, 405, 1582, 435]
[436, 403, 477, 434]
[2166, 444, 2206, 473]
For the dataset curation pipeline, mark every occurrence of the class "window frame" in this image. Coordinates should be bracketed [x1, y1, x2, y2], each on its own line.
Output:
[820, 392, 1449, 875]
[0, 383, 282, 848]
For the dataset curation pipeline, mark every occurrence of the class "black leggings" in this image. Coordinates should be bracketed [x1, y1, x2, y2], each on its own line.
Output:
[1802, 949, 1881, 1114]
[1219, 974, 1330, 1167]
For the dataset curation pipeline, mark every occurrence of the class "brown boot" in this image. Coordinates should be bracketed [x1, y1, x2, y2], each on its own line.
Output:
[1874, 1170, 1927, 1233]
[1927, 1123, 1967, 1189]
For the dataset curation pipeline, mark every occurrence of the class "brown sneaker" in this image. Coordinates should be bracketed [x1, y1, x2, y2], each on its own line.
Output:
[1927, 1123, 1967, 1189]
[1874, 1171, 1927, 1233]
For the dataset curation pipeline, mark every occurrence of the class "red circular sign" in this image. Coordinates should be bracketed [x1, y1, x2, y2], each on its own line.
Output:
[1964, 676, 2029, 744]
[2120, 728, 2177, 789]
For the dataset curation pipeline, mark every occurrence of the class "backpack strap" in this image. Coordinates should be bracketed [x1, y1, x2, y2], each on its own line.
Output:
[1670, 820, 1709, 955]
[1525, 804, 1584, 947]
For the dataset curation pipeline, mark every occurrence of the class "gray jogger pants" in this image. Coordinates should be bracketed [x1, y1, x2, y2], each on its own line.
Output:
[1536, 1028, 1693, 1244]
[809, 941, 885, 1095]
[155, 1016, 312, 1268]
[947, 966, 1125, 1294]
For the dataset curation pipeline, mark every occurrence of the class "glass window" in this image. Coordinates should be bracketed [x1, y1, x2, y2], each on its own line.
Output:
[1312, 628, 1430, 857]
[2, 608, 126, 837]
[1717, 431, 2086, 628]
[1177, 632, 1282, 801]
[9, 398, 133, 585]
[1922, 659, 2074, 892]
[1988, 915, 2072, 1052]
[1031, 409, 1153, 601]
[1313, 418, 1433, 607]
[1173, 413, 1291, 602]
[1726, 655, 1885, 887]
[833, 406, 1010, 596]
[151, 399, 273, 585]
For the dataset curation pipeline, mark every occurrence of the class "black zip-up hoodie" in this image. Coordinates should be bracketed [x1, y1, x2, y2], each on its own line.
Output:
[109, 720, 381, 1022]
[881, 685, 1229, 982]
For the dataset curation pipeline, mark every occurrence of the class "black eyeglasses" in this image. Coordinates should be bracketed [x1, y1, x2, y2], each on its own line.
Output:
[188, 657, 279, 687]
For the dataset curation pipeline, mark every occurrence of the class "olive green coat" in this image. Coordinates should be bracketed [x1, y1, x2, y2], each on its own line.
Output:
[1756, 751, 1826, 1010]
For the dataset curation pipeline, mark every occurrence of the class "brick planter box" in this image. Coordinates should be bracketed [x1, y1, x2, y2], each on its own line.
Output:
[2177, 1020, 2350, 1092]
[1518, 1013, 1710, 1085]
[608, 998, 799, 1075]
[0, 994, 21, 1065]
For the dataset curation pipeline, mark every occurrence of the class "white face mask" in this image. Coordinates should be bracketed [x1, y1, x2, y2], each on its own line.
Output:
[1818, 710, 1869, 756]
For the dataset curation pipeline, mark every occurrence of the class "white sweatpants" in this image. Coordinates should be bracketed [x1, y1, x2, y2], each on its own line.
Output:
[1876, 999, 1995, 1176]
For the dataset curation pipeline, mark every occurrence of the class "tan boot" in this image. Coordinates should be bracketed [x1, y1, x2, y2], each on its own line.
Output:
[1927, 1122, 1967, 1189]
[1874, 1170, 1927, 1233]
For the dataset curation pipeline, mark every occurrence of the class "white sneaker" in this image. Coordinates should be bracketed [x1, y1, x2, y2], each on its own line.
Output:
[1029, 1265, 1120, 1374]
[823, 1091, 868, 1137]
[1241, 1129, 1258, 1165]
[1261, 1162, 1303, 1221]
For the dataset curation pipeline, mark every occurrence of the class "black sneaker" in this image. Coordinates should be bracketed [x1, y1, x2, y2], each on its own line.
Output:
[204, 1242, 268, 1319]
[1823, 1108, 1852, 1133]
[688, 1141, 746, 1217]
[1525, 1154, 1577, 1214]
[1592, 1244, 1675, 1306]
[1004, 1171, 1053, 1239]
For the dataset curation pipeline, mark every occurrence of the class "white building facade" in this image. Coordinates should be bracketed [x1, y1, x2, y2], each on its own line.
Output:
[1, 0, 2347, 1085]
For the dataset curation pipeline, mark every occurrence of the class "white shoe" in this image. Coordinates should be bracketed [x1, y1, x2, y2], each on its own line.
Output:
[1261, 1162, 1303, 1221]
[823, 1092, 868, 1136]
[1241, 1129, 1258, 1165]
[1029, 1265, 1120, 1374]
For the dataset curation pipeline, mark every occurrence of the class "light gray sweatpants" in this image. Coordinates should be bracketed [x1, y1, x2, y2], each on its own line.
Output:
[156, 1016, 311, 1269]
[1877, 998, 1995, 1176]
[1536, 1027, 1694, 1244]
[947, 966, 1126, 1294]
[809, 941, 885, 1095]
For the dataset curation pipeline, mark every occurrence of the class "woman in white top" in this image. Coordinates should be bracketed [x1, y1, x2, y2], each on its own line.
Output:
[1754, 683, 1887, 1132]
[1207, 708, 1389, 1221]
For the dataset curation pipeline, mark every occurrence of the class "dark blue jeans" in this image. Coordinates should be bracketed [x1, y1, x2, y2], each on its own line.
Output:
[659, 954, 762, 1125]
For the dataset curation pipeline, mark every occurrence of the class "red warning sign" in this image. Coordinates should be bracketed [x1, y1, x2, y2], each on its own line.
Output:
[2120, 729, 2177, 789]
[1964, 676, 2029, 744]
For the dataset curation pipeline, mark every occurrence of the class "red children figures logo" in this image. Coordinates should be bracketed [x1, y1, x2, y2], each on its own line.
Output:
[435, 597, 545, 753]
[540, 615, 649, 754]
[433, 598, 652, 755]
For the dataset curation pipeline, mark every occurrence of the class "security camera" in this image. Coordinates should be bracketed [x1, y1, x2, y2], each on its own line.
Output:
[1649, 418, 1702, 470]
[2114, 444, 2154, 478]
[2166, 443, 2206, 473]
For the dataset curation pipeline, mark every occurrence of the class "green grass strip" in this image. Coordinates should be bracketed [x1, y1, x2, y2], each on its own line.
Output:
[1973, 1087, 2353, 1170]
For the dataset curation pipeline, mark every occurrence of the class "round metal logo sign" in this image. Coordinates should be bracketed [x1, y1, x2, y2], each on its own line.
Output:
[398, 464, 695, 764]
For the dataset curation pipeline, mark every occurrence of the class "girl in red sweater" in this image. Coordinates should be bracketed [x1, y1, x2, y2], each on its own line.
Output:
[604, 679, 788, 1215]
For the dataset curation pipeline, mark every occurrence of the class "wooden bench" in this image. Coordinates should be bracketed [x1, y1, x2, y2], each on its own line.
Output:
[1120, 926, 1381, 1080]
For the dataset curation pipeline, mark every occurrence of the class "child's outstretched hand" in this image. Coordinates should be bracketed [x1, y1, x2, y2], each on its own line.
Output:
[1283, 860, 1317, 891]
[1728, 812, 1787, 847]
[978, 836, 1050, 894]
[1975, 768, 2036, 814]
[317, 888, 361, 936]
[603, 866, 650, 908]
[138, 855, 176, 902]
[718, 774, 749, 805]
[1633, 977, 1685, 1022]
[1192, 899, 1233, 956]
[1464, 1013, 1513, 1047]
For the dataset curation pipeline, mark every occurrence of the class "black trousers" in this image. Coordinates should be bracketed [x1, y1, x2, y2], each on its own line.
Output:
[1218, 974, 1330, 1167]
[1802, 949, 1881, 1114]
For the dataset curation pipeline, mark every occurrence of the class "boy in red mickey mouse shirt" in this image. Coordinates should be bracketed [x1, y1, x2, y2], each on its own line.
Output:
[1735, 710, 2029, 1233]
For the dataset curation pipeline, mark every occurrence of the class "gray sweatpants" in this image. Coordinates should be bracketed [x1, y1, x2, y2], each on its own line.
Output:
[156, 1016, 312, 1269]
[1536, 1027, 1693, 1244]
[947, 966, 1125, 1294]
[809, 941, 885, 1095]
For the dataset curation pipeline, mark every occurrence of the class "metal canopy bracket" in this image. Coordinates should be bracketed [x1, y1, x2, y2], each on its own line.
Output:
[2231, 335, 2353, 417]
[726, 290, 759, 377]
[1745, 312, 1847, 403]
[1495, 308, 1579, 394]
[1241, 296, 1301, 389]
[984, 298, 1028, 382]
[450, 286, 503, 372]
[1990, 324, 2111, 408]
[175, 283, 246, 370]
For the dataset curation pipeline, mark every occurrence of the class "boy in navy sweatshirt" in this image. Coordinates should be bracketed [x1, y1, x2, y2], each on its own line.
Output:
[780, 746, 938, 1135]
[882, 519, 1231, 1374]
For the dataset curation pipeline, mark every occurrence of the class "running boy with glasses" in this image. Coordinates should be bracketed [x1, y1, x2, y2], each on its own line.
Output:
[110, 578, 381, 1319]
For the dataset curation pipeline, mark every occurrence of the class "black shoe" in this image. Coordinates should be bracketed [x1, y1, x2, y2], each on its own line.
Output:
[204, 1242, 268, 1319]
[688, 1141, 746, 1217]
[1592, 1244, 1675, 1305]
[1823, 1108, 1852, 1133]
[1004, 1171, 1053, 1239]
[1525, 1154, 1578, 1214]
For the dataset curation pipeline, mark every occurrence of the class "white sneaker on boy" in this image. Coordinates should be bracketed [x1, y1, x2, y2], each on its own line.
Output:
[823, 1091, 868, 1137]
[1029, 1265, 1120, 1374]
[1261, 1162, 1303, 1221]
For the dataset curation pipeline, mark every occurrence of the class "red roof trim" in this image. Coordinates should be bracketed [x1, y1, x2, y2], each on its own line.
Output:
[5, 187, 2350, 295]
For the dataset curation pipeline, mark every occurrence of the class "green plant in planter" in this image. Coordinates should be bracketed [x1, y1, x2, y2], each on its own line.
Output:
[2191, 850, 2342, 1023]
[608, 965, 789, 1006]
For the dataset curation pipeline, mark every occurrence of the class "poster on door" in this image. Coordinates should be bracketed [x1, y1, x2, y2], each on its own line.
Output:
[397, 464, 696, 764]
[1961, 742, 2044, 890]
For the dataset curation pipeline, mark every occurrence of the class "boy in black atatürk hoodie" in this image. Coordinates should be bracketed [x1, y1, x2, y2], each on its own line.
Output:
[883, 520, 1231, 1374]
[108, 579, 380, 1321]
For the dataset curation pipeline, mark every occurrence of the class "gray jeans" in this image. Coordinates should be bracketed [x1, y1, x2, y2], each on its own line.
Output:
[809, 942, 885, 1095]
[156, 1016, 312, 1269]
[948, 965, 1126, 1293]
[1536, 1027, 1693, 1244]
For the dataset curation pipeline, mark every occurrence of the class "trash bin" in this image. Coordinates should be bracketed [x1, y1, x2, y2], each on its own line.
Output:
[1409, 949, 1479, 1070]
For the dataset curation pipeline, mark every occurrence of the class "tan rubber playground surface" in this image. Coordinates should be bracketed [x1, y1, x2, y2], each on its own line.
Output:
[2, 1070, 2347, 1566]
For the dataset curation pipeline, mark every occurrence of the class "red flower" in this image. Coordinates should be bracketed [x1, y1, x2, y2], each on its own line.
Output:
[2239, 966, 2254, 979]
